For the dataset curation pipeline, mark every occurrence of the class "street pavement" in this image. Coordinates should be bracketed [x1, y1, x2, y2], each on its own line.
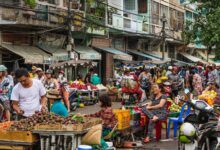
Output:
[75, 102, 178, 150]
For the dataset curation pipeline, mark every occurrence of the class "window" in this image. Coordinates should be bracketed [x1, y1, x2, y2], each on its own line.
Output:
[138, 0, 147, 13]
[151, 1, 160, 25]
[124, 0, 136, 11]
[48, 0, 59, 5]
[177, 11, 184, 30]
[160, 5, 168, 26]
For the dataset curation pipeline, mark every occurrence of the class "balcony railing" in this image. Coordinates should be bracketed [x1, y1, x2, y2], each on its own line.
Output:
[0, 1, 85, 30]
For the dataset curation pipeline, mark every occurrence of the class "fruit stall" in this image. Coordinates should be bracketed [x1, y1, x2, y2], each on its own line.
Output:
[0, 112, 102, 149]
[69, 81, 107, 105]
[198, 90, 217, 106]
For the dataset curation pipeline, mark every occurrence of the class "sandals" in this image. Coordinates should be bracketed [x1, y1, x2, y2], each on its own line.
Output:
[143, 137, 151, 143]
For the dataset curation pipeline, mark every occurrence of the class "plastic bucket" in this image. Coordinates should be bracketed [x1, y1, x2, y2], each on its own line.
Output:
[78, 145, 93, 150]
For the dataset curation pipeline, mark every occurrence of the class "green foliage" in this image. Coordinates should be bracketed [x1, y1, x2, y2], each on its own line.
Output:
[184, 0, 220, 59]
[86, 0, 106, 30]
[24, 0, 36, 9]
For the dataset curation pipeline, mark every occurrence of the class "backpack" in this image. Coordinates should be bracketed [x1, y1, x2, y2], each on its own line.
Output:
[91, 75, 101, 85]
[140, 77, 150, 90]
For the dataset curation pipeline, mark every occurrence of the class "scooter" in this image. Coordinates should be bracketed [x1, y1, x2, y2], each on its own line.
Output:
[178, 89, 220, 150]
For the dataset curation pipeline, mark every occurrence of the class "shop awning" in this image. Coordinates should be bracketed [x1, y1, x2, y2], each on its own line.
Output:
[50, 60, 92, 69]
[94, 47, 132, 61]
[75, 46, 101, 60]
[1, 43, 51, 64]
[127, 49, 160, 60]
[37, 45, 69, 61]
[179, 52, 208, 64]
[196, 51, 214, 63]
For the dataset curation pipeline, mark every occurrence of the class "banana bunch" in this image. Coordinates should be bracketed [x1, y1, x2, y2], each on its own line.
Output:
[198, 90, 217, 106]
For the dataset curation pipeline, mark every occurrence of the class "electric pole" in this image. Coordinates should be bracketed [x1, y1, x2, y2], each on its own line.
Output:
[67, 0, 75, 60]
[161, 13, 167, 61]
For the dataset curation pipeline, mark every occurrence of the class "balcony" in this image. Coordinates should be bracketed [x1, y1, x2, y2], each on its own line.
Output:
[110, 14, 143, 33]
[0, 0, 85, 30]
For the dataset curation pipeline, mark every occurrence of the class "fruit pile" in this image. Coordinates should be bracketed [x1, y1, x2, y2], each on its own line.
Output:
[0, 121, 13, 130]
[167, 99, 181, 112]
[10, 112, 64, 131]
[62, 115, 85, 125]
[198, 90, 217, 106]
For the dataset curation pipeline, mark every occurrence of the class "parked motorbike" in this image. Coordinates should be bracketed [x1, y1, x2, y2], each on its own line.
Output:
[178, 89, 220, 150]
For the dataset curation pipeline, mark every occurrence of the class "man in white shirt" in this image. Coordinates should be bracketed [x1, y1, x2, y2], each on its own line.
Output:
[11, 68, 47, 117]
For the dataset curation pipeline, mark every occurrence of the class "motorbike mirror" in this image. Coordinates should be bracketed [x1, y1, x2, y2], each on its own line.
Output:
[184, 88, 190, 94]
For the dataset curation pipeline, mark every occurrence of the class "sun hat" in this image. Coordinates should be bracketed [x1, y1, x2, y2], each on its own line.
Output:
[59, 70, 65, 74]
[0, 65, 7, 72]
[163, 81, 171, 86]
[46, 69, 53, 74]
[46, 89, 62, 99]
[32, 66, 37, 70]
[168, 66, 173, 70]
[36, 68, 43, 72]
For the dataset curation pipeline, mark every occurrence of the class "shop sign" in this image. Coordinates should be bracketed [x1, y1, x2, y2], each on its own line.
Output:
[80, 53, 101, 60]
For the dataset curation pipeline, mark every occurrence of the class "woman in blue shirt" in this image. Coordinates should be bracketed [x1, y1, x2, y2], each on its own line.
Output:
[47, 89, 68, 117]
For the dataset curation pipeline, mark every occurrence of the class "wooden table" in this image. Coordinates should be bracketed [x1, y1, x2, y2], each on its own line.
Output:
[33, 130, 88, 150]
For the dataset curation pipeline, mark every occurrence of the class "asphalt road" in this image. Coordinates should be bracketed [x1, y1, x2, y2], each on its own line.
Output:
[75, 102, 178, 150]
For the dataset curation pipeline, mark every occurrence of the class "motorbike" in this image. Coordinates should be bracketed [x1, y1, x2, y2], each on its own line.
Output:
[178, 89, 220, 150]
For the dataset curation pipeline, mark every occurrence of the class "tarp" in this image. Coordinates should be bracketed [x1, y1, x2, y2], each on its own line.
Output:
[1, 43, 51, 64]
[75, 46, 101, 60]
[179, 52, 208, 64]
[94, 47, 132, 61]
[127, 49, 160, 60]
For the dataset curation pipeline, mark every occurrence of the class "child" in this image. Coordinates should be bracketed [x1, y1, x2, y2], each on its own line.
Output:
[89, 94, 117, 136]
[47, 89, 68, 117]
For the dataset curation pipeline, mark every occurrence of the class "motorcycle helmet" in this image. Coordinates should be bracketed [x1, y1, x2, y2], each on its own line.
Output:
[179, 122, 196, 143]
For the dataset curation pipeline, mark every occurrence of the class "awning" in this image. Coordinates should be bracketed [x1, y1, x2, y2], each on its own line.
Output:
[75, 46, 101, 60]
[179, 52, 207, 64]
[127, 49, 160, 60]
[37, 45, 69, 61]
[196, 51, 214, 63]
[144, 51, 162, 60]
[1, 43, 51, 64]
[94, 47, 132, 61]
[50, 60, 96, 69]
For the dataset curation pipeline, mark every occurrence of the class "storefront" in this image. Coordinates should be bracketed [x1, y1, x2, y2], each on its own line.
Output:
[0, 43, 51, 71]
[93, 47, 132, 84]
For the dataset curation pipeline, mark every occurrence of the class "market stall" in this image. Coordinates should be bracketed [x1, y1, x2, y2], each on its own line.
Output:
[69, 81, 108, 106]
[0, 112, 102, 149]
[50, 60, 97, 81]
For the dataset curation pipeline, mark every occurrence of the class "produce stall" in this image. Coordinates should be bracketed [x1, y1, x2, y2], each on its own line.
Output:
[69, 81, 107, 105]
[0, 112, 102, 149]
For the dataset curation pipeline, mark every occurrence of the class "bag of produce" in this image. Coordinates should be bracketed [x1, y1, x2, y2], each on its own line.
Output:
[82, 124, 102, 145]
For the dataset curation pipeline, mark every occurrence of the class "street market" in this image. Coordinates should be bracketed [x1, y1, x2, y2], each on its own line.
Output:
[1, 0, 220, 150]
[0, 59, 220, 150]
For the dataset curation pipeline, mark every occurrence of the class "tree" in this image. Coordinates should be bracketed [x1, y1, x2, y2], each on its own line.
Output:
[184, 0, 220, 60]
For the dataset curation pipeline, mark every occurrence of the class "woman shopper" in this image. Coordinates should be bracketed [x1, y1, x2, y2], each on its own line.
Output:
[141, 84, 167, 143]
[0, 65, 10, 121]
[44, 69, 59, 91]
[47, 89, 68, 117]
[138, 67, 152, 101]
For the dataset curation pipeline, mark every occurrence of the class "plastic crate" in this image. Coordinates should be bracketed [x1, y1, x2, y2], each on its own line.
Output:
[113, 109, 130, 130]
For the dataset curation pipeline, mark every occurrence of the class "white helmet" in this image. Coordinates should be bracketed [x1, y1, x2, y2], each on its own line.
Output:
[179, 122, 196, 143]
[168, 66, 173, 70]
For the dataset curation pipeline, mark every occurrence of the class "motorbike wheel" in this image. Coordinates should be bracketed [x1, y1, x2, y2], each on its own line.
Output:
[210, 139, 218, 150]
[178, 141, 185, 150]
